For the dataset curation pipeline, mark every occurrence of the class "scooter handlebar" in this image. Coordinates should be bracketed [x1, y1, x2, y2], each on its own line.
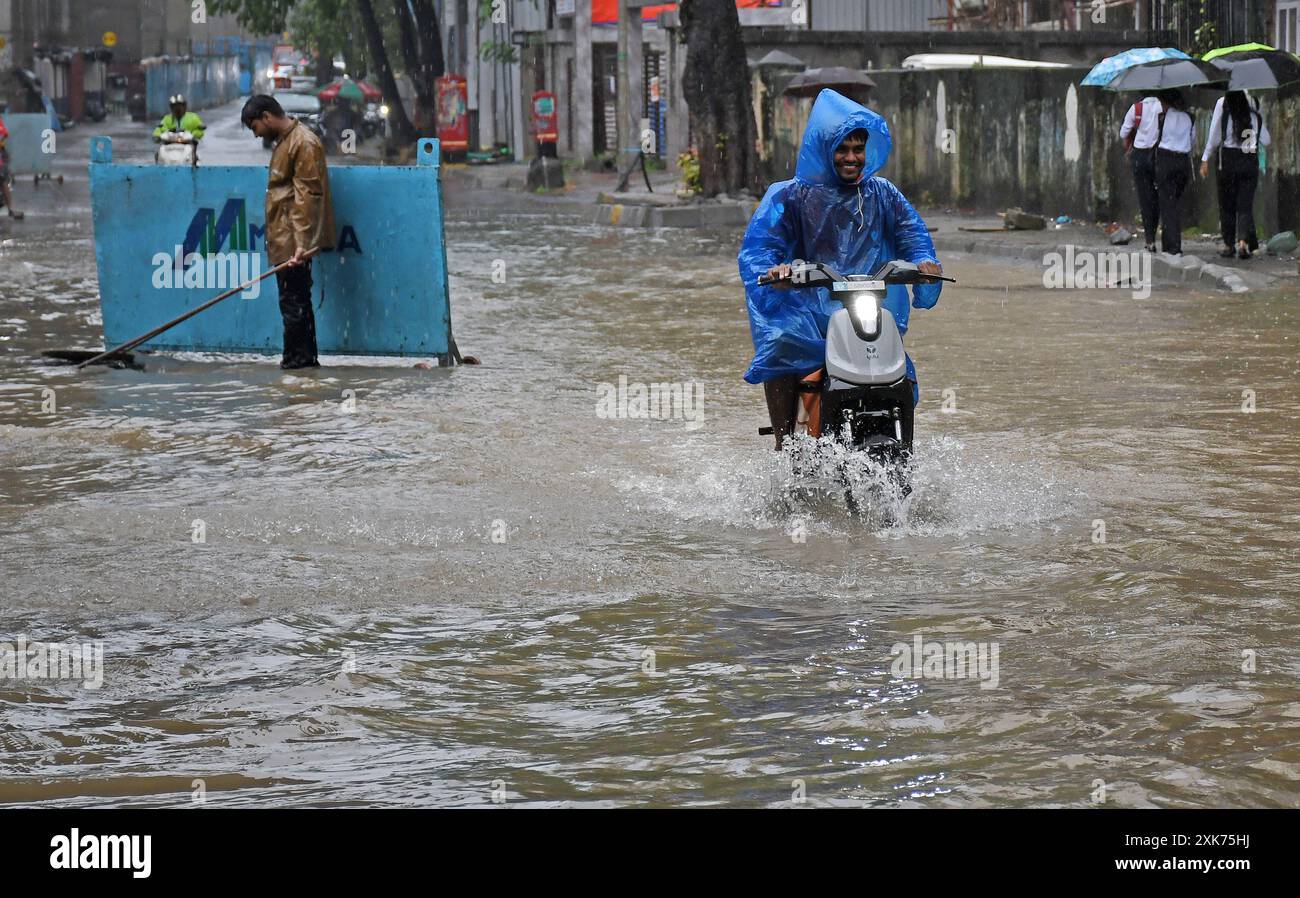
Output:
[755, 260, 955, 288]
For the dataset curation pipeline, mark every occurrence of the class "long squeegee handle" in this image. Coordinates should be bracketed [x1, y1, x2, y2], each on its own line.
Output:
[77, 248, 320, 370]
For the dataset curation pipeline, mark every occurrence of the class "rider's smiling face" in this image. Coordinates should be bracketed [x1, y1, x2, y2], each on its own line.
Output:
[834, 133, 867, 183]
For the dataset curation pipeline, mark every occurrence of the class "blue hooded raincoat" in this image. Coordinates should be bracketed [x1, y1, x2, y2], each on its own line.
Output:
[738, 89, 941, 400]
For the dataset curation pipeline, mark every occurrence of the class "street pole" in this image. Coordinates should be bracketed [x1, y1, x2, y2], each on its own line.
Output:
[617, 0, 629, 168]
[617, 0, 645, 176]
[574, 0, 594, 163]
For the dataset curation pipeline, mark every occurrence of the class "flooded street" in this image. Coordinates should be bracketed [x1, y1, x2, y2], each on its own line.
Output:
[1, 111, 1298, 807]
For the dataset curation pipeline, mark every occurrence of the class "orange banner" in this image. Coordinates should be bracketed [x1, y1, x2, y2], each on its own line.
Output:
[591, 0, 777, 25]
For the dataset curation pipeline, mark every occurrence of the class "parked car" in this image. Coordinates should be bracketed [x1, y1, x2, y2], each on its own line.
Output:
[265, 92, 326, 148]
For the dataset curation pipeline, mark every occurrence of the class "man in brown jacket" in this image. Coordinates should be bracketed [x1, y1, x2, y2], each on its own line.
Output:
[241, 95, 337, 369]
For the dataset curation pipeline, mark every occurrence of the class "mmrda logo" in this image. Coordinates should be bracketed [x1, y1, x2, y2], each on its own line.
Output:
[0, 637, 103, 689]
[890, 634, 1000, 689]
[1043, 246, 1152, 300]
[50, 829, 151, 879]
[596, 375, 705, 430]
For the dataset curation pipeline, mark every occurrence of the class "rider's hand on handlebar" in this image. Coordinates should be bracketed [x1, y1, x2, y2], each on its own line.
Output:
[764, 263, 795, 288]
[918, 261, 943, 279]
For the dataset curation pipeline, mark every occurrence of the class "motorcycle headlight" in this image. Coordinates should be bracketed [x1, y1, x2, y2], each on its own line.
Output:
[266, 67, 276, 79]
[850, 293, 880, 339]
[379, 104, 389, 118]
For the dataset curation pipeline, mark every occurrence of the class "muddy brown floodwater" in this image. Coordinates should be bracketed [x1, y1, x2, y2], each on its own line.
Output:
[1, 116, 1298, 806]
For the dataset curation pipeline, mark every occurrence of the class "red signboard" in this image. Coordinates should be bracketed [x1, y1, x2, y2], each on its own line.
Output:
[590, 0, 774, 23]
[436, 75, 469, 152]
[531, 91, 558, 143]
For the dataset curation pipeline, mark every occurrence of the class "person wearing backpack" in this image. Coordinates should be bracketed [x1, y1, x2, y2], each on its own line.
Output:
[1200, 90, 1271, 259]
[1153, 89, 1194, 255]
[1119, 94, 1164, 253]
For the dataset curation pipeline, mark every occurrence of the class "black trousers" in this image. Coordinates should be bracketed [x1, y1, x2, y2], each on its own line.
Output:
[1130, 147, 1160, 246]
[275, 260, 318, 367]
[1154, 150, 1191, 254]
[1216, 148, 1260, 251]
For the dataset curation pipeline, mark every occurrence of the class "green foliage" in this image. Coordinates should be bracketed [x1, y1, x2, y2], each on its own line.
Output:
[289, 0, 352, 66]
[1173, 0, 1219, 58]
[677, 151, 702, 194]
[208, 0, 297, 34]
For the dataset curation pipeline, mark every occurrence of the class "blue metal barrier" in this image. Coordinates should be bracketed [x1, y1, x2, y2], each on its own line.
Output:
[2, 114, 54, 176]
[144, 56, 242, 118]
[87, 136, 454, 362]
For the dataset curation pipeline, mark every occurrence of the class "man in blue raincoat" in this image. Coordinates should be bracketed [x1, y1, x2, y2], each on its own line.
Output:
[738, 89, 943, 448]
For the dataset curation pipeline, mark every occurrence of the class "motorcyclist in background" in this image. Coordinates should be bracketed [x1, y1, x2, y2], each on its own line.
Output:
[153, 94, 206, 143]
[738, 89, 943, 449]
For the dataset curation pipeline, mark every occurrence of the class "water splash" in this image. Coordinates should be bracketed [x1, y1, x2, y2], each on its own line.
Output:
[619, 431, 1079, 538]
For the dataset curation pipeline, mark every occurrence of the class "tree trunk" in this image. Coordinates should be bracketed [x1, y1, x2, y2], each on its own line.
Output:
[680, 0, 759, 196]
[393, 0, 446, 133]
[412, 0, 446, 131]
[315, 52, 334, 87]
[393, 0, 429, 129]
[356, 0, 418, 144]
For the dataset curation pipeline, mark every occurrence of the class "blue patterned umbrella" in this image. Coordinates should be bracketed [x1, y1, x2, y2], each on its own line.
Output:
[1080, 47, 1192, 86]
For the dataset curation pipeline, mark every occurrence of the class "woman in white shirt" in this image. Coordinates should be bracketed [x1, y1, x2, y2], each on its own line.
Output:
[1153, 89, 1195, 255]
[1200, 91, 1271, 259]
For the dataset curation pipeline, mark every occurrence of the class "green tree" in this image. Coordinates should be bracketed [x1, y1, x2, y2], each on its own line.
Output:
[211, 0, 437, 145]
[353, 0, 418, 143]
[288, 0, 353, 84]
[208, 0, 297, 32]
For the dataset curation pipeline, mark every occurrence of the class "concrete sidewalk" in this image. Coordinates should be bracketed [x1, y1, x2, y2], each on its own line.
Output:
[923, 211, 1297, 294]
[439, 156, 1298, 294]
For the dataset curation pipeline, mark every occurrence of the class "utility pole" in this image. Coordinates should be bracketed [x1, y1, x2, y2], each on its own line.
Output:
[574, 0, 593, 162]
[616, 0, 646, 175]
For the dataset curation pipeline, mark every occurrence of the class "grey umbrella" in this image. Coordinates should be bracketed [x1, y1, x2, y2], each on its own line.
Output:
[784, 67, 877, 97]
[1105, 58, 1229, 91]
[1213, 56, 1300, 91]
[752, 50, 806, 70]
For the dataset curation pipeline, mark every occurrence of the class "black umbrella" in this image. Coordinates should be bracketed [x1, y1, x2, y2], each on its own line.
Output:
[1105, 58, 1228, 91]
[1204, 50, 1300, 91]
[783, 67, 877, 98]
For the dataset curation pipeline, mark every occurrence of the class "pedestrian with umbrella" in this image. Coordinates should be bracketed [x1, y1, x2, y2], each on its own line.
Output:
[1084, 51, 1206, 252]
[317, 77, 368, 151]
[1197, 45, 1300, 259]
[1087, 54, 1227, 254]
[1200, 90, 1271, 259]
[1118, 91, 1165, 252]
[1152, 89, 1195, 255]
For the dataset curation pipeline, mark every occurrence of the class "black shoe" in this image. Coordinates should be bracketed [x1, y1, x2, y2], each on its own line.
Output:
[1145, 243, 1157, 253]
[1219, 246, 1235, 257]
[1237, 246, 1252, 260]
[279, 359, 320, 370]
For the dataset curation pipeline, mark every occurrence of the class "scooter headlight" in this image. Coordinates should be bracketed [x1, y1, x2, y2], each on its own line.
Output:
[850, 292, 880, 339]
